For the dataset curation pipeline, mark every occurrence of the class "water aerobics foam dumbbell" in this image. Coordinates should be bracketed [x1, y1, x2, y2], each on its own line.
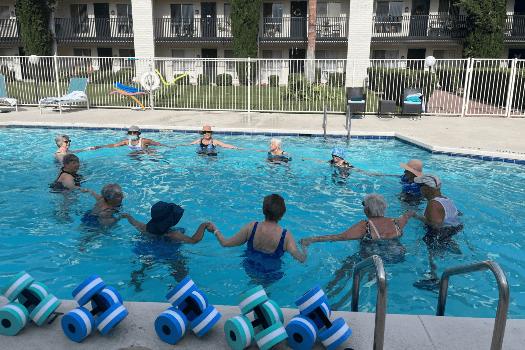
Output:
[155, 277, 221, 345]
[0, 271, 61, 336]
[61, 275, 128, 342]
[224, 285, 288, 350]
[286, 286, 352, 350]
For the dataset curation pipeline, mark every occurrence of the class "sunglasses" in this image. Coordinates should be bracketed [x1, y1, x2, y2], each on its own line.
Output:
[64, 140, 71, 144]
[201, 131, 213, 135]
[127, 131, 140, 135]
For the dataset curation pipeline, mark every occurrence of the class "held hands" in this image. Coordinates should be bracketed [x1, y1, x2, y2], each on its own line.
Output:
[300, 238, 312, 248]
[205, 222, 218, 233]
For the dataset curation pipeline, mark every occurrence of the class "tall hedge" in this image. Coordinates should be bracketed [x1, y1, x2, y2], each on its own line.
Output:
[16, 0, 54, 55]
[455, 0, 506, 58]
[231, 0, 261, 58]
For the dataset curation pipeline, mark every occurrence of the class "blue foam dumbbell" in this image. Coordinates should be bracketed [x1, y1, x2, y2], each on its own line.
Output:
[62, 275, 128, 342]
[155, 277, 221, 345]
[224, 285, 287, 350]
[286, 286, 352, 350]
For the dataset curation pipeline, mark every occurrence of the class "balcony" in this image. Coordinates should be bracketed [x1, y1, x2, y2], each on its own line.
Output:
[154, 18, 232, 43]
[54, 18, 134, 44]
[0, 19, 20, 45]
[372, 14, 467, 42]
[505, 14, 525, 41]
[260, 17, 347, 42]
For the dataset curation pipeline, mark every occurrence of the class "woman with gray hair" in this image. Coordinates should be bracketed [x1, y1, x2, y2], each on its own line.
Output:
[54, 134, 92, 163]
[301, 193, 415, 248]
[267, 138, 291, 163]
[81, 183, 124, 227]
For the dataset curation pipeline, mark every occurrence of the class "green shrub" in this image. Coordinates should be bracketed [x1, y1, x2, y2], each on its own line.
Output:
[198, 74, 209, 86]
[286, 73, 311, 100]
[236, 61, 257, 85]
[268, 75, 279, 87]
[328, 72, 345, 87]
[216, 73, 233, 86]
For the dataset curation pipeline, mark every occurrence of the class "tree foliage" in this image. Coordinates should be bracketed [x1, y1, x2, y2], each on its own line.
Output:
[454, 0, 506, 58]
[15, 0, 54, 55]
[231, 0, 262, 58]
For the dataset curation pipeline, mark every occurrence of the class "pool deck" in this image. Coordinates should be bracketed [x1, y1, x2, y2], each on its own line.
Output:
[2, 300, 524, 350]
[1, 107, 525, 161]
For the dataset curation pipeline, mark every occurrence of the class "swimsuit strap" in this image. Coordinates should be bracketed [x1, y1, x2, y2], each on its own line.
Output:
[247, 222, 258, 251]
[274, 229, 288, 256]
[368, 220, 381, 239]
[393, 219, 402, 237]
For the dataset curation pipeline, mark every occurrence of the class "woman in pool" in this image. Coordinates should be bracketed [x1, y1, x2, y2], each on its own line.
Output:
[50, 154, 83, 191]
[329, 147, 352, 168]
[209, 194, 305, 285]
[267, 138, 291, 163]
[91, 126, 164, 152]
[400, 159, 424, 199]
[81, 183, 124, 227]
[54, 135, 93, 164]
[190, 125, 239, 155]
[121, 201, 214, 243]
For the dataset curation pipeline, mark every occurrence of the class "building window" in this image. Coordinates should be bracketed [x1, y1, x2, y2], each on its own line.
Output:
[116, 4, 133, 34]
[73, 48, 91, 57]
[376, 0, 403, 16]
[70, 4, 89, 34]
[0, 6, 10, 19]
[119, 49, 135, 57]
[372, 49, 399, 59]
[171, 4, 194, 37]
[318, 2, 342, 17]
[172, 49, 191, 71]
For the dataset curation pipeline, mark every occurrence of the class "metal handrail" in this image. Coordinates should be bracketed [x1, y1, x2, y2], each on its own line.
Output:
[436, 260, 510, 350]
[351, 255, 387, 350]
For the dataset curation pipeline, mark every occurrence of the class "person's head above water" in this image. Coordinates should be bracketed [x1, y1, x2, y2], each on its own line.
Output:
[414, 174, 442, 199]
[55, 135, 71, 150]
[362, 193, 387, 218]
[101, 183, 124, 207]
[127, 126, 141, 140]
[331, 147, 346, 161]
[146, 201, 185, 235]
[270, 138, 282, 151]
[400, 159, 423, 180]
[62, 154, 80, 173]
[201, 125, 213, 139]
[263, 194, 286, 222]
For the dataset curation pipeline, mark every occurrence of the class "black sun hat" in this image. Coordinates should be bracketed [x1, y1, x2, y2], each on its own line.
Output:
[146, 201, 184, 235]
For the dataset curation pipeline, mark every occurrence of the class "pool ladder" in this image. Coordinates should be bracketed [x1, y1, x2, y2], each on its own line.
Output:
[350, 256, 510, 350]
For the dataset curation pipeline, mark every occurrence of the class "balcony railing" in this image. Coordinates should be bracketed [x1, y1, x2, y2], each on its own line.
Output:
[505, 14, 525, 40]
[372, 14, 467, 40]
[261, 16, 347, 41]
[54, 18, 134, 43]
[154, 18, 232, 42]
[0, 19, 20, 43]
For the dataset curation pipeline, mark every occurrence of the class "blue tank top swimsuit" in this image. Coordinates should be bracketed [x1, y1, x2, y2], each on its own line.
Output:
[197, 139, 217, 155]
[247, 222, 287, 258]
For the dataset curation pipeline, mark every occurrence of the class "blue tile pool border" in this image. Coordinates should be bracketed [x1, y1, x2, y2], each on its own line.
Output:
[2, 124, 524, 165]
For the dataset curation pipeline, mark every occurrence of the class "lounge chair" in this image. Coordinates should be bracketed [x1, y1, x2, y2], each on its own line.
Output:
[110, 82, 146, 110]
[39, 77, 89, 114]
[0, 74, 17, 112]
[401, 88, 423, 119]
[347, 87, 366, 117]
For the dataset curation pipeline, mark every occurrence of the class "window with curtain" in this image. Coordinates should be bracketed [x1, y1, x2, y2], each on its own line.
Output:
[318, 2, 342, 17]
[263, 3, 283, 36]
[73, 48, 91, 57]
[70, 4, 89, 34]
[376, 1, 403, 16]
[171, 4, 194, 37]
[224, 49, 236, 72]
[172, 49, 191, 71]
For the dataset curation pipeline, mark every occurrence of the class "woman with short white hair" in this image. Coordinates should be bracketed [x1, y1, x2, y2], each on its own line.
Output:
[301, 193, 414, 248]
[267, 138, 291, 163]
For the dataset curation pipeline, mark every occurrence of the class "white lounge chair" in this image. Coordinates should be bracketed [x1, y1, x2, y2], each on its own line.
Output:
[0, 74, 17, 112]
[39, 77, 89, 114]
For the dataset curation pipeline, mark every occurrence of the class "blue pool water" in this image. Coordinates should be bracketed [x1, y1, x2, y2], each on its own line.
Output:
[0, 127, 524, 318]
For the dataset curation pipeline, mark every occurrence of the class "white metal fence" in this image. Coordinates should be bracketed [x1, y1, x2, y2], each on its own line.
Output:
[0, 55, 523, 117]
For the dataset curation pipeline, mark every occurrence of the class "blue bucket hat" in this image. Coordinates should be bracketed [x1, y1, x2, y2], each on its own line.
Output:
[146, 201, 184, 235]
[331, 147, 346, 159]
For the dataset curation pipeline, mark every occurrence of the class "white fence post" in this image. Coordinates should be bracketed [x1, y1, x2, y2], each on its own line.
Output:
[461, 58, 473, 117]
[247, 57, 251, 115]
[505, 58, 518, 118]
[54, 54, 60, 97]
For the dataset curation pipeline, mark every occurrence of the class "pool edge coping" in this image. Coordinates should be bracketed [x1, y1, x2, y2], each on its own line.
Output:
[1, 121, 525, 164]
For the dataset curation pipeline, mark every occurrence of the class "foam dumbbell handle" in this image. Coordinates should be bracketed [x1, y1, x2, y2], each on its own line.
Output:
[18, 282, 49, 307]
[224, 315, 254, 350]
[178, 289, 208, 322]
[295, 286, 326, 316]
[91, 286, 123, 313]
[286, 315, 318, 350]
[61, 307, 95, 343]
[29, 294, 61, 326]
[190, 305, 221, 337]
[100, 286, 124, 304]
[239, 285, 268, 315]
[255, 322, 288, 350]
[318, 317, 352, 350]
[0, 302, 29, 336]
[166, 277, 196, 307]
[72, 275, 105, 306]
[155, 307, 188, 345]
[3, 271, 34, 302]
[95, 303, 128, 335]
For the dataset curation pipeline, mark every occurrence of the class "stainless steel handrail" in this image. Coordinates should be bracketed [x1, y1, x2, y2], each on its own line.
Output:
[436, 260, 510, 350]
[351, 255, 387, 350]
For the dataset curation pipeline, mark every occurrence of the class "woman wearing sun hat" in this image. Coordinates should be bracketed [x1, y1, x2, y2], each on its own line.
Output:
[400, 159, 424, 197]
[121, 201, 214, 243]
[190, 125, 239, 155]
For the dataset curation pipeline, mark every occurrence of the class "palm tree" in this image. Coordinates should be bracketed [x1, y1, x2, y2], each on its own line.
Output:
[306, 0, 317, 81]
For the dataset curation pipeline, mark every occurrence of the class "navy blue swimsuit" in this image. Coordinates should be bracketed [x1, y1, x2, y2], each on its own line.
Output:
[247, 222, 287, 258]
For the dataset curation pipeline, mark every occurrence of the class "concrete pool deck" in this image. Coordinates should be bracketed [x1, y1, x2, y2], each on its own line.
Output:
[1, 107, 525, 161]
[2, 300, 524, 350]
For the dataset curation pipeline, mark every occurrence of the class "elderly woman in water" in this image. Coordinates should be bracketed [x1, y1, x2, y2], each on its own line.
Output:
[190, 125, 239, 155]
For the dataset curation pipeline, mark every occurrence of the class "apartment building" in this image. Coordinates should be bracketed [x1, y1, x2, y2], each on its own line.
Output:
[0, 0, 524, 60]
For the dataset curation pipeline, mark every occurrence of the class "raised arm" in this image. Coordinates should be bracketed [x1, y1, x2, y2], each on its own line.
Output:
[190, 138, 201, 145]
[416, 200, 445, 229]
[121, 213, 147, 233]
[396, 211, 415, 229]
[79, 187, 103, 200]
[284, 231, 306, 263]
[212, 222, 252, 247]
[301, 221, 367, 247]
[166, 222, 212, 244]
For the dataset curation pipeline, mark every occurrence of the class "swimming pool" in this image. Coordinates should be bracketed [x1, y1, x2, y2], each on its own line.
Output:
[0, 127, 524, 319]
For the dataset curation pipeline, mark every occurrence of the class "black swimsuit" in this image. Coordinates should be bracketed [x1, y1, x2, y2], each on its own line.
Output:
[50, 169, 82, 190]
